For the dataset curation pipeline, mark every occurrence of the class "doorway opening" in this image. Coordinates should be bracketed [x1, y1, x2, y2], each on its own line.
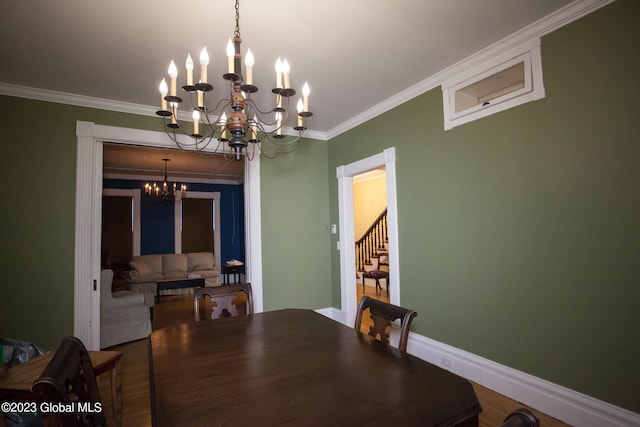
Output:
[337, 147, 399, 328]
[353, 168, 390, 309]
[74, 121, 264, 349]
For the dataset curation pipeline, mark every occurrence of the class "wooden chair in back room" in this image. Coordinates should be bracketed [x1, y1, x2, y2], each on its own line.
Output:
[194, 282, 254, 321]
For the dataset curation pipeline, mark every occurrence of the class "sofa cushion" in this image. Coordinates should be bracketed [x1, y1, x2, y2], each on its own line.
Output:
[132, 254, 163, 274]
[163, 253, 188, 275]
[188, 252, 215, 271]
[129, 260, 152, 276]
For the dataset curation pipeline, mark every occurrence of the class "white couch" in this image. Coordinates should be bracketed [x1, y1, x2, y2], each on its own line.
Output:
[128, 252, 221, 306]
[100, 269, 151, 349]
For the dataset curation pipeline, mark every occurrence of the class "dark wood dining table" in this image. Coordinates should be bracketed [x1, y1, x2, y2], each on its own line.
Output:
[149, 309, 481, 426]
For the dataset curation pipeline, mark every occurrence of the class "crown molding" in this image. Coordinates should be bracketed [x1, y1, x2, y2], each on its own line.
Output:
[0, 82, 156, 117]
[325, 0, 615, 140]
[0, 82, 329, 141]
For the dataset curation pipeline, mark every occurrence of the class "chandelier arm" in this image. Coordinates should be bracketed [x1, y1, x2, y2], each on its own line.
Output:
[244, 98, 281, 117]
[162, 121, 201, 148]
[200, 98, 232, 125]
[262, 132, 303, 147]
[255, 141, 280, 160]
[243, 142, 255, 161]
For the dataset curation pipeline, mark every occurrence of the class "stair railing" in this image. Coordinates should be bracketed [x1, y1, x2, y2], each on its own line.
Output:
[355, 208, 387, 271]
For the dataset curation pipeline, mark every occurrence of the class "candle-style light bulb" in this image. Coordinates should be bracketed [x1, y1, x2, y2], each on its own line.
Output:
[185, 54, 194, 86]
[275, 58, 283, 89]
[275, 111, 282, 136]
[200, 47, 209, 83]
[296, 98, 304, 127]
[245, 49, 254, 85]
[282, 59, 290, 89]
[168, 60, 178, 96]
[226, 39, 234, 74]
[220, 112, 228, 139]
[159, 79, 168, 110]
[192, 110, 200, 135]
[302, 81, 310, 112]
[251, 114, 258, 140]
[197, 80, 204, 108]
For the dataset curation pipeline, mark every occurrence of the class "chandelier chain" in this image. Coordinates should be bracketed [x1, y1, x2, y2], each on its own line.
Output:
[234, 0, 241, 38]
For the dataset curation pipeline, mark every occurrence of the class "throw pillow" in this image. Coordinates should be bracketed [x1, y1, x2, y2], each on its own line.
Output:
[188, 252, 215, 271]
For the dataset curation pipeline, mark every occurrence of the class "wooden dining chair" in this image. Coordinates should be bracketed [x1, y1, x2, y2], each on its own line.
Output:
[500, 408, 540, 427]
[354, 296, 417, 352]
[194, 283, 254, 321]
[32, 336, 106, 427]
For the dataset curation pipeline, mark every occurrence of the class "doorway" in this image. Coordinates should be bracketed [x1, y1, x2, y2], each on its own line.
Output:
[353, 167, 390, 307]
[74, 121, 264, 350]
[337, 147, 400, 327]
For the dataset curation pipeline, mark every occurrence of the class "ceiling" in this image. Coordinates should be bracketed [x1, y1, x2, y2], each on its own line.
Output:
[103, 144, 245, 183]
[1, 0, 576, 178]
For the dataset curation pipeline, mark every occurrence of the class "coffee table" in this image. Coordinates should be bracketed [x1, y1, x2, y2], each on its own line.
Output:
[155, 277, 205, 303]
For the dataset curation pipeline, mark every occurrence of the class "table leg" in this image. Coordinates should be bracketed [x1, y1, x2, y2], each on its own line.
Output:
[194, 295, 201, 321]
[111, 357, 122, 427]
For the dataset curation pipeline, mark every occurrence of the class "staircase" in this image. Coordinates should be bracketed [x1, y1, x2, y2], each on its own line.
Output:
[356, 209, 389, 287]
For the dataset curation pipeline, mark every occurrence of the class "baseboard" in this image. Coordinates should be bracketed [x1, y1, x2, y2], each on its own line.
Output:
[314, 307, 346, 324]
[317, 307, 640, 427]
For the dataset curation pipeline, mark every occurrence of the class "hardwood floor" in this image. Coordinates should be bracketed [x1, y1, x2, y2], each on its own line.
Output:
[98, 292, 570, 427]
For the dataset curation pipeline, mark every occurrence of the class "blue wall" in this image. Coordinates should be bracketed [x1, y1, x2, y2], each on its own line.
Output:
[103, 179, 245, 262]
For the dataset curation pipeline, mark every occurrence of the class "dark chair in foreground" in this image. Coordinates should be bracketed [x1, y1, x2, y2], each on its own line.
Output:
[354, 296, 417, 352]
[32, 336, 106, 427]
[500, 408, 540, 427]
[194, 283, 254, 321]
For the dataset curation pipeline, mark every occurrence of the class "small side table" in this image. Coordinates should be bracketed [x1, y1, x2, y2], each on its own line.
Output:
[222, 264, 245, 284]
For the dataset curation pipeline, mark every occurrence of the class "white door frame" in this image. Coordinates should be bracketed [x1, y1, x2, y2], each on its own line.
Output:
[74, 121, 263, 350]
[337, 147, 400, 327]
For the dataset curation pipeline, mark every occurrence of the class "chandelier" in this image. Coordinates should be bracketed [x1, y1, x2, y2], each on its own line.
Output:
[144, 158, 187, 205]
[155, 0, 313, 161]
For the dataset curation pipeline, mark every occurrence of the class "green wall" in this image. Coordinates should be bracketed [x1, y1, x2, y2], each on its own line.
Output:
[260, 139, 332, 310]
[327, 0, 639, 412]
[0, 97, 159, 350]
